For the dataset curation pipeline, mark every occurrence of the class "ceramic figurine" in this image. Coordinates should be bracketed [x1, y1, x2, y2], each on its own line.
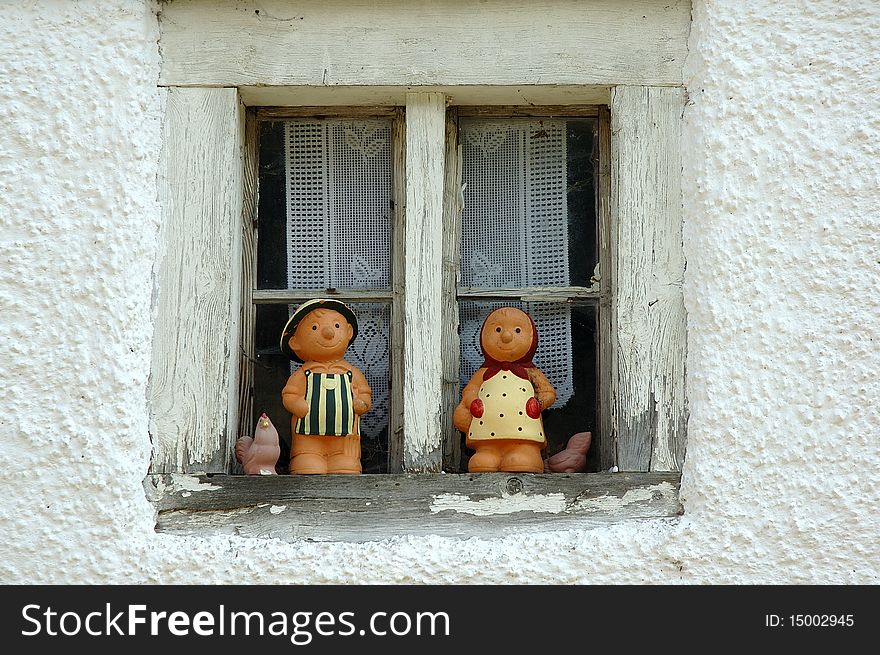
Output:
[454, 307, 556, 473]
[280, 299, 372, 474]
[544, 431, 591, 473]
[235, 413, 281, 475]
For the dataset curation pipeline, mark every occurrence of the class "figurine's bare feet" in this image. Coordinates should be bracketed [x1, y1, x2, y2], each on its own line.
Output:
[289, 453, 328, 474]
[327, 453, 361, 474]
[500, 444, 543, 473]
[468, 446, 502, 472]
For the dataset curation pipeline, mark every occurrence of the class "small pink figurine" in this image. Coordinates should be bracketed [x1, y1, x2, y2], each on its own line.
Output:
[544, 432, 592, 473]
[454, 307, 556, 473]
[235, 413, 281, 475]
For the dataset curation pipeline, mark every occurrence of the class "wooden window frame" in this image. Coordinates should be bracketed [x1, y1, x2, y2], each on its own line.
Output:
[146, 1, 689, 542]
[146, 88, 686, 542]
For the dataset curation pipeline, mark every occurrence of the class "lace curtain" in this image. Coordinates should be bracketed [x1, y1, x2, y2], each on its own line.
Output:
[459, 119, 574, 406]
[283, 117, 575, 436]
[284, 120, 392, 438]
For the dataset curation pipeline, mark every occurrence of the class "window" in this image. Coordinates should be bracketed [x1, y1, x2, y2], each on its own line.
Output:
[244, 106, 606, 476]
[147, 0, 689, 541]
[251, 112, 398, 473]
[455, 113, 601, 472]
[148, 92, 685, 539]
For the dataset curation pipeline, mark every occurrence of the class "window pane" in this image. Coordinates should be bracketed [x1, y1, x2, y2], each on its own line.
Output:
[458, 301, 599, 472]
[459, 118, 597, 288]
[257, 119, 393, 290]
[252, 302, 391, 474]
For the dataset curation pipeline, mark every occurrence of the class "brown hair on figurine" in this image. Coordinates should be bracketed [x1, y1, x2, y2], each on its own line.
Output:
[453, 307, 556, 473]
[280, 299, 372, 474]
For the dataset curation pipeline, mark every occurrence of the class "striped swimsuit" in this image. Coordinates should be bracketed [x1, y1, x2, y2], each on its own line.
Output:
[295, 370, 357, 437]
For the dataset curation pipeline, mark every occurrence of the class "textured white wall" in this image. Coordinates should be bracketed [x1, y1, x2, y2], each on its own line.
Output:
[0, 0, 877, 583]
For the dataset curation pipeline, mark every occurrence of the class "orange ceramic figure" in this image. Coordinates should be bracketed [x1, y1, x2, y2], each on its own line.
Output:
[280, 299, 372, 474]
[454, 307, 556, 473]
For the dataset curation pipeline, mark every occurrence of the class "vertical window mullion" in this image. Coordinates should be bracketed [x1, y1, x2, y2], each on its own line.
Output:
[597, 105, 615, 472]
[441, 108, 463, 472]
[237, 107, 259, 473]
[388, 108, 406, 472]
[402, 92, 447, 473]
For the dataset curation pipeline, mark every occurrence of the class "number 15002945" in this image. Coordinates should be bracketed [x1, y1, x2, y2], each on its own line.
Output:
[765, 614, 854, 627]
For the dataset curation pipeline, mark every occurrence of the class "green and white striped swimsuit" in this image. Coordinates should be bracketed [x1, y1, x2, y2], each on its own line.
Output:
[295, 370, 357, 437]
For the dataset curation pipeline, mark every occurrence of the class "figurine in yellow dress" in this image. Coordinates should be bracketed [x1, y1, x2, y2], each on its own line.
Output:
[454, 307, 556, 473]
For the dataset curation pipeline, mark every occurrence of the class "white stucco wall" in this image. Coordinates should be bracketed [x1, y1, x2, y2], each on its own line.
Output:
[0, 0, 877, 583]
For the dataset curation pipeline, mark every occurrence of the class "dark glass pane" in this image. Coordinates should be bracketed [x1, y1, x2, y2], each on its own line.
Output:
[457, 301, 600, 472]
[253, 302, 391, 474]
[566, 120, 598, 288]
[257, 121, 288, 290]
[459, 118, 597, 288]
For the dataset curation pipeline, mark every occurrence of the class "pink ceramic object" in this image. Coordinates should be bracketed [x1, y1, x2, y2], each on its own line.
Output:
[235, 413, 281, 475]
[544, 431, 592, 473]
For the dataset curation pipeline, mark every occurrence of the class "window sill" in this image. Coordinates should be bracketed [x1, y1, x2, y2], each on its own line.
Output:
[145, 472, 682, 542]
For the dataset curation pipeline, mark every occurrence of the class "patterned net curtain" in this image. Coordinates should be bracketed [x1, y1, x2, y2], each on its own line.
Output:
[284, 120, 392, 438]
[283, 117, 575, 437]
[459, 119, 574, 407]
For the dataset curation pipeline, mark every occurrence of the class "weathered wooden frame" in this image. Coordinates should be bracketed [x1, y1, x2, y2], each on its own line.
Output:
[147, 0, 689, 537]
[158, 1, 690, 90]
[146, 471, 682, 542]
[149, 87, 246, 474]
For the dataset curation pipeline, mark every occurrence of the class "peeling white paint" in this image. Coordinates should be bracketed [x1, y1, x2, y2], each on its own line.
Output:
[430, 492, 567, 516]
[612, 86, 687, 473]
[569, 483, 676, 513]
[169, 475, 221, 494]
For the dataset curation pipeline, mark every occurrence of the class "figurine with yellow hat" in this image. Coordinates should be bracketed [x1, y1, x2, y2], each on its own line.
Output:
[280, 299, 372, 474]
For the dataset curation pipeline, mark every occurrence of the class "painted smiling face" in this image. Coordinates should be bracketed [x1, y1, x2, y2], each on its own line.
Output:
[480, 307, 536, 362]
[288, 308, 354, 362]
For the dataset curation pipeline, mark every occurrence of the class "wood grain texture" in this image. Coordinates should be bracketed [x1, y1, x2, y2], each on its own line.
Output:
[457, 286, 600, 301]
[611, 86, 687, 472]
[256, 106, 398, 119]
[597, 106, 616, 472]
[149, 87, 245, 473]
[146, 472, 682, 542]
[388, 109, 406, 472]
[159, 0, 690, 88]
[457, 105, 600, 118]
[441, 109, 463, 471]
[241, 86, 612, 108]
[403, 92, 446, 473]
[235, 107, 258, 475]
[252, 289, 394, 304]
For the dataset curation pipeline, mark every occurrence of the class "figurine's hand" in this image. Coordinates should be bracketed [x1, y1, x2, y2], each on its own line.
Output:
[453, 404, 473, 433]
[353, 398, 369, 415]
[537, 392, 554, 411]
[525, 397, 542, 419]
[291, 397, 310, 418]
[469, 398, 484, 418]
